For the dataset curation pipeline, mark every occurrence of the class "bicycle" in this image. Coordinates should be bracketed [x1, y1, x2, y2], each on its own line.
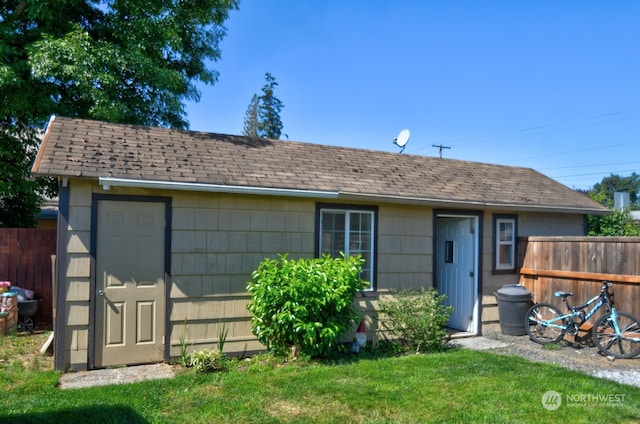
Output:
[524, 281, 640, 359]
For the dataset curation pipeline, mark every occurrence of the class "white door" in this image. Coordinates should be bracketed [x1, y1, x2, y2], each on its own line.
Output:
[94, 200, 166, 368]
[436, 216, 478, 332]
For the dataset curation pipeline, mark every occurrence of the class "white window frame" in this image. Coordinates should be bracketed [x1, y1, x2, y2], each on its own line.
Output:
[318, 207, 376, 291]
[495, 217, 516, 271]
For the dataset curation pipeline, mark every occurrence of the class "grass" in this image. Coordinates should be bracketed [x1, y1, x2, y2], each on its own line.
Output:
[0, 330, 53, 371]
[1, 333, 640, 423]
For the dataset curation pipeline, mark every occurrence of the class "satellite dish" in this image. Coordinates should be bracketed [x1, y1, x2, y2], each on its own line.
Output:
[393, 129, 410, 153]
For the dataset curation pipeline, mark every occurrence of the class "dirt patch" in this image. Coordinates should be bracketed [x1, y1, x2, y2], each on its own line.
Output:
[267, 400, 302, 420]
[0, 329, 54, 371]
[484, 331, 640, 377]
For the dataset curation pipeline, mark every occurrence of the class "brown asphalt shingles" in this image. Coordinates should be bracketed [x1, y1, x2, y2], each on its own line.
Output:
[32, 116, 608, 213]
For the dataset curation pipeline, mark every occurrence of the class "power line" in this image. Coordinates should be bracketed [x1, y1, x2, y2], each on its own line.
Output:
[503, 141, 639, 164]
[537, 160, 640, 171]
[549, 168, 640, 179]
[413, 107, 640, 156]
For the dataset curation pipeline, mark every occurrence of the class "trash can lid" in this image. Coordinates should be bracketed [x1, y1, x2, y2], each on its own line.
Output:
[494, 284, 531, 301]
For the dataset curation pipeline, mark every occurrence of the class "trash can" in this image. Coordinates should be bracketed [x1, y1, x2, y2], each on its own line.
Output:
[494, 284, 532, 336]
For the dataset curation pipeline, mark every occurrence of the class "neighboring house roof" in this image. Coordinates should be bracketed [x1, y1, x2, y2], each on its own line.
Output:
[32, 116, 609, 214]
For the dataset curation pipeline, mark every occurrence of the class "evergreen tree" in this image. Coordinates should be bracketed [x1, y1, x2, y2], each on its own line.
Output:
[257, 73, 284, 139]
[242, 73, 285, 139]
[242, 94, 260, 137]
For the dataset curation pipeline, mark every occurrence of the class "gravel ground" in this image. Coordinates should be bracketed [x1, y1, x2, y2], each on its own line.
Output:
[482, 331, 640, 388]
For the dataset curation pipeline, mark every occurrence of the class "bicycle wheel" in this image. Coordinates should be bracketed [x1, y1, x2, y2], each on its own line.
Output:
[525, 303, 566, 344]
[593, 311, 640, 359]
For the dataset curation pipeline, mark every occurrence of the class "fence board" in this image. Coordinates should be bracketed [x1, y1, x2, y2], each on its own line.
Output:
[518, 236, 640, 323]
[0, 228, 56, 327]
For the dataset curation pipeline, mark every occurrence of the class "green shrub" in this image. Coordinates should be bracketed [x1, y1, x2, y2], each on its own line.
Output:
[379, 288, 453, 354]
[188, 350, 230, 373]
[246, 253, 369, 358]
[180, 323, 230, 372]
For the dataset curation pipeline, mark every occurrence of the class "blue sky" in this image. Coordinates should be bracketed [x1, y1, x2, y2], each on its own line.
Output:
[185, 1, 640, 191]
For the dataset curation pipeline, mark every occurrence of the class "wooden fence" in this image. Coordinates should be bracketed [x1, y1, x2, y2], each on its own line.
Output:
[0, 228, 56, 327]
[518, 236, 640, 322]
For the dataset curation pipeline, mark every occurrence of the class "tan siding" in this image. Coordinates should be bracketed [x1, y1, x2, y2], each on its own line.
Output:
[66, 278, 91, 301]
[378, 204, 432, 291]
[70, 328, 88, 351]
[66, 302, 89, 326]
[519, 212, 585, 236]
[58, 179, 593, 369]
[170, 192, 316, 355]
[59, 180, 94, 370]
[66, 255, 91, 277]
[67, 233, 90, 253]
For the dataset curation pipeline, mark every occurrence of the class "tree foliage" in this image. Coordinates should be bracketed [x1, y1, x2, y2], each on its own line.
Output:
[0, 127, 55, 227]
[242, 94, 260, 137]
[588, 173, 640, 209]
[0, 0, 238, 226]
[586, 174, 640, 236]
[587, 209, 640, 236]
[242, 72, 284, 139]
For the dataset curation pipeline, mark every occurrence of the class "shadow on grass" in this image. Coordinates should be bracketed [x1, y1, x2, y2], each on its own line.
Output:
[315, 340, 454, 366]
[2, 405, 148, 423]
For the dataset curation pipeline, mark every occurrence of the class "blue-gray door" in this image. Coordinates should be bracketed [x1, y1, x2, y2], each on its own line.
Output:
[436, 216, 479, 333]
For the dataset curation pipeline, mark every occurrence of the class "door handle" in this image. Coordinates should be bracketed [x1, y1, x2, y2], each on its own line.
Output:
[97, 289, 105, 296]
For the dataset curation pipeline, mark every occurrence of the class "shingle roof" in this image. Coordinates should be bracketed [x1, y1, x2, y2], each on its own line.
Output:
[32, 116, 609, 214]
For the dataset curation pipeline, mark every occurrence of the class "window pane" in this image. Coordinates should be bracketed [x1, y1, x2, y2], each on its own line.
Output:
[321, 212, 345, 256]
[495, 216, 516, 271]
[319, 209, 374, 290]
[499, 222, 513, 242]
[499, 244, 513, 266]
[349, 212, 371, 255]
[359, 251, 371, 284]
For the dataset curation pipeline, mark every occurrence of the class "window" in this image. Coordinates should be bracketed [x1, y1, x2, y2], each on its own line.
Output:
[494, 215, 517, 272]
[317, 205, 377, 290]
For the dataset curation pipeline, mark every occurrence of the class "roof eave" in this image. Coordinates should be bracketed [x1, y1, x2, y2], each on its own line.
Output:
[98, 177, 340, 199]
[97, 177, 610, 215]
[337, 192, 612, 215]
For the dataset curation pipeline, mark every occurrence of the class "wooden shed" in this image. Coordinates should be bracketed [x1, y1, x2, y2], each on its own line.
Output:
[32, 116, 609, 371]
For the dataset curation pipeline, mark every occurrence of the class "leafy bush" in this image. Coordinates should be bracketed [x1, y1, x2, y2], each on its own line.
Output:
[379, 288, 453, 354]
[180, 323, 230, 372]
[188, 350, 230, 373]
[246, 254, 369, 358]
[587, 209, 640, 236]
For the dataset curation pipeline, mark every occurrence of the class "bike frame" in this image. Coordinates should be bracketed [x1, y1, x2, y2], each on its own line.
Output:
[539, 284, 613, 331]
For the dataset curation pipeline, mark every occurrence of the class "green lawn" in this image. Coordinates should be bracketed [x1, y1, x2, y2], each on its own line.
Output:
[1, 347, 639, 423]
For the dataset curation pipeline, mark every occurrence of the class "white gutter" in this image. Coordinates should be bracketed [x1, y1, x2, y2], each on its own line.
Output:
[98, 177, 340, 199]
[338, 192, 611, 215]
[97, 177, 609, 215]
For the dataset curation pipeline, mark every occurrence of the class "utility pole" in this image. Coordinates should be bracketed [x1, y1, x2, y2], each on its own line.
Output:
[432, 144, 451, 158]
